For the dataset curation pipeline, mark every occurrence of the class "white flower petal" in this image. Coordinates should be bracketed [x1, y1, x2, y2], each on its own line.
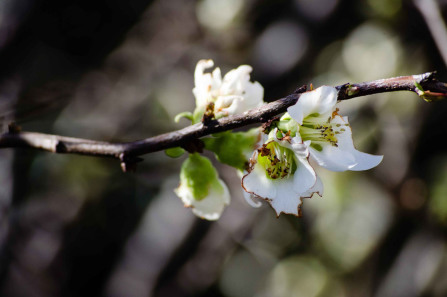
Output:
[222, 65, 253, 94]
[331, 115, 382, 171]
[174, 181, 195, 206]
[194, 59, 214, 87]
[349, 150, 384, 171]
[237, 169, 263, 208]
[335, 116, 383, 171]
[242, 157, 277, 198]
[175, 171, 230, 221]
[268, 179, 304, 216]
[189, 179, 230, 221]
[292, 155, 316, 193]
[193, 60, 216, 109]
[242, 191, 263, 208]
[309, 145, 357, 172]
[211, 67, 222, 87]
[287, 86, 338, 124]
[243, 81, 264, 110]
[214, 95, 242, 116]
[289, 141, 308, 159]
[301, 175, 324, 197]
[304, 115, 382, 172]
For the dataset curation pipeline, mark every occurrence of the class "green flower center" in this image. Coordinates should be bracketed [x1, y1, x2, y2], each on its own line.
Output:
[257, 141, 297, 180]
[299, 113, 349, 151]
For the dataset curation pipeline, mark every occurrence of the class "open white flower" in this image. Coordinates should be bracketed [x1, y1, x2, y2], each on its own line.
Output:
[287, 86, 383, 172]
[242, 129, 322, 216]
[193, 59, 264, 118]
[175, 153, 230, 220]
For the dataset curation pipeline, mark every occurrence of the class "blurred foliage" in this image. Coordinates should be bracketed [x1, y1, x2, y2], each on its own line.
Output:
[1, 0, 447, 297]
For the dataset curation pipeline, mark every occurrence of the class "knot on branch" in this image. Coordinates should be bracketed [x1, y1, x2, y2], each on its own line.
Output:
[336, 83, 358, 100]
[181, 138, 204, 154]
[293, 85, 308, 94]
[202, 102, 216, 125]
[55, 141, 67, 153]
[261, 116, 280, 132]
[414, 71, 437, 84]
[414, 71, 447, 102]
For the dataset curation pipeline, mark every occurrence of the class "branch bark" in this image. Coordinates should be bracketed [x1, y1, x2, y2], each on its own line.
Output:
[1, 72, 446, 169]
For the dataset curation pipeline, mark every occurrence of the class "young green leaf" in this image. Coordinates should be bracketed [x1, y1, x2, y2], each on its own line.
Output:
[203, 129, 260, 171]
[165, 147, 185, 158]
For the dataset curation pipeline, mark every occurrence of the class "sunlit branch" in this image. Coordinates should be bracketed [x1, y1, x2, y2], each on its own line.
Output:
[1, 72, 446, 170]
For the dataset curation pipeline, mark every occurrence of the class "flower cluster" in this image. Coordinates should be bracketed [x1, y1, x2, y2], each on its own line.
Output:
[174, 60, 264, 220]
[172, 60, 382, 220]
[242, 86, 382, 216]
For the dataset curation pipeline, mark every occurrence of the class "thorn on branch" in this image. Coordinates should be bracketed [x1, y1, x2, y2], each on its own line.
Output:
[55, 141, 67, 153]
[8, 122, 21, 134]
[120, 153, 143, 172]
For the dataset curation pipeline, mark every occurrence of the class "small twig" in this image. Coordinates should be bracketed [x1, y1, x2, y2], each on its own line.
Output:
[1, 72, 446, 169]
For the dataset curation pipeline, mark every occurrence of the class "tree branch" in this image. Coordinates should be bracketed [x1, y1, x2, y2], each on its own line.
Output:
[1, 72, 446, 170]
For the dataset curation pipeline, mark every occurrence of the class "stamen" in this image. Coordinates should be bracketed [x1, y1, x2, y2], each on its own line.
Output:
[300, 112, 349, 148]
[257, 142, 297, 180]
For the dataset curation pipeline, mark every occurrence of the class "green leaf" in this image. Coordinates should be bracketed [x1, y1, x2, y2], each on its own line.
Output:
[165, 147, 185, 158]
[180, 153, 218, 201]
[174, 111, 194, 123]
[203, 129, 260, 171]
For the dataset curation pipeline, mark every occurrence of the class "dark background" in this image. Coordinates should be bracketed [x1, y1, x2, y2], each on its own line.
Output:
[1, 0, 447, 296]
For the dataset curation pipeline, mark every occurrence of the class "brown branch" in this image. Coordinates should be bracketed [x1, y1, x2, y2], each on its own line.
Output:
[1, 72, 447, 170]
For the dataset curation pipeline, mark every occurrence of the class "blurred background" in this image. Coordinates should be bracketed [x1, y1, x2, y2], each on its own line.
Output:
[1, 0, 447, 296]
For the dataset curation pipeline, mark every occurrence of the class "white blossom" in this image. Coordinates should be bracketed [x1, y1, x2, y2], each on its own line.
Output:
[242, 129, 322, 216]
[193, 59, 264, 118]
[287, 86, 383, 172]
